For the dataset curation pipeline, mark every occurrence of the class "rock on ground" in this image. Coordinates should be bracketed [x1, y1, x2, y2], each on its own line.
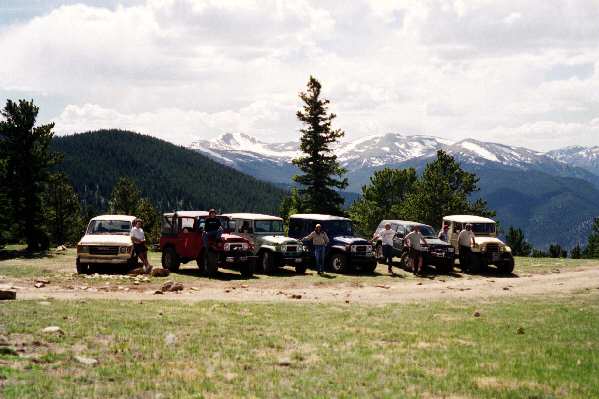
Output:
[42, 326, 64, 335]
[74, 355, 98, 366]
[151, 268, 170, 277]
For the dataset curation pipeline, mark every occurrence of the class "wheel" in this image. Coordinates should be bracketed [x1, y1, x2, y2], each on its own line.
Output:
[260, 251, 276, 274]
[76, 258, 91, 274]
[375, 243, 383, 261]
[161, 247, 180, 272]
[127, 256, 139, 271]
[497, 258, 515, 274]
[469, 253, 481, 274]
[205, 250, 218, 277]
[240, 258, 255, 278]
[437, 259, 454, 274]
[329, 252, 347, 273]
[295, 263, 307, 274]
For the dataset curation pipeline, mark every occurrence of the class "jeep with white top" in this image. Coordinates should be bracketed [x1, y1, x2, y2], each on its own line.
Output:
[223, 213, 308, 274]
[443, 215, 514, 274]
[76, 215, 138, 274]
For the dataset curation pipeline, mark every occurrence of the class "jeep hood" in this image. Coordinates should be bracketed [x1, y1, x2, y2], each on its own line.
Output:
[424, 238, 451, 246]
[221, 233, 249, 243]
[333, 236, 369, 245]
[474, 237, 505, 246]
[78, 235, 132, 246]
[261, 235, 300, 245]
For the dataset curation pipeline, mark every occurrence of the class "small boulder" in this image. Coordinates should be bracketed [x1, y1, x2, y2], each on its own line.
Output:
[42, 326, 64, 335]
[151, 268, 170, 278]
[35, 278, 50, 284]
[164, 333, 177, 346]
[160, 281, 174, 292]
[0, 346, 18, 356]
[74, 355, 98, 366]
[517, 327, 525, 335]
[0, 290, 16, 300]
[56, 245, 68, 251]
[34, 282, 45, 289]
[290, 294, 302, 300]
[153, 290, 164, 295]
[473, 311, 481, 318]
[277, 357, 292, 366]
[170, 282, 184, 292]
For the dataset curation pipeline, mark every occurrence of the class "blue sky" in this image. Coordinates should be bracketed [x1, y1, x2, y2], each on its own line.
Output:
[1, 0, 598, 150]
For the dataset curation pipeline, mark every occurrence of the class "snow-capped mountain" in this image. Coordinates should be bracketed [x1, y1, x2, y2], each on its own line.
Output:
[546, 146, 599, 176]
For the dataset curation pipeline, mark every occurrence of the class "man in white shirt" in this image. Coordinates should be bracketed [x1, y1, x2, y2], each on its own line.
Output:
[458, 224, 476, 271]
[131, 219, 152, 273]
[373, 223, 396, 274]
[404, 225, 427, 275]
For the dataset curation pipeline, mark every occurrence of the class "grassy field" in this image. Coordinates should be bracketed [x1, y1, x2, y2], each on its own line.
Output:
[1, 293, 598, 398]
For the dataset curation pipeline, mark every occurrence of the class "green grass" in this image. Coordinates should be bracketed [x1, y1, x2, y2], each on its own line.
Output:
[1, 294, 598, 398]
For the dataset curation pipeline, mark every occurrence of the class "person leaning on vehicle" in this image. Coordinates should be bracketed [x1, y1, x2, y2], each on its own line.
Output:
[404, 225, 427, 275]
[458, 223, 476, 270]
[130, 219, 153, 273]
[303, 224, 329, 275]
[438, 224, 449, 242]
[203, 209, 223, 248]
[374, 223, 395, 274]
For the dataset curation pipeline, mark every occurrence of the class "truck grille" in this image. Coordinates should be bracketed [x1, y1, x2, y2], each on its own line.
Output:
[486, 244, 500, 253]
[285, 245, 298, 253]
[229, 244, 243, 252]
[89, 246, 119, 255]
[355, 245, 367, 252]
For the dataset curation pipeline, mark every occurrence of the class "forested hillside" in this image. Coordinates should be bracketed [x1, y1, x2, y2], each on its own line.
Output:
[51, 130, 286, 214]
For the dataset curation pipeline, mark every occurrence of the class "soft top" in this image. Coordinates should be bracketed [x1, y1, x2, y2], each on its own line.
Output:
[443, 215, 496, 224]
[163, 211, 209, 218]
[290, 214, 350, 221]
[91, 215, 136, 222]
[223, 213, 282, 221]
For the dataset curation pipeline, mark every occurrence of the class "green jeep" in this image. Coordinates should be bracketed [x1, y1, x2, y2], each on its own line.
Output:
[223, 213, 307, 274]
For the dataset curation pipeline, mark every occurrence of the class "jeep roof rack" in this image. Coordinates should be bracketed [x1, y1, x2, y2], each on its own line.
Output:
[289, 214, 350, 221]
[222, 213, 282, 221]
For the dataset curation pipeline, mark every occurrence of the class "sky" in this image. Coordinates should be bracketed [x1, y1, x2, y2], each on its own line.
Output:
[0, 0, 598, 151]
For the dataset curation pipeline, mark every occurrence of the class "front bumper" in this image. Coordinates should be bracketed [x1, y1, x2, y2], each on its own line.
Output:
[77, 254, 132, 264]
[348, 253, 376, 264]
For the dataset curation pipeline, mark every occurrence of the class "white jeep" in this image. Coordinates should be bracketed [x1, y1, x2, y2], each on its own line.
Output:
[76, 215, 138, 274]
[443, 215, 514, 274]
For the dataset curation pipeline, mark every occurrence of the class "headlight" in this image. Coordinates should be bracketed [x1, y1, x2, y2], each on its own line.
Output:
[447, 247, 455, 252]
[503, 246, 512, 252]
[78, 245, 89, 253]
[366, 245, 373, 251]
[119, 246, 131, 254]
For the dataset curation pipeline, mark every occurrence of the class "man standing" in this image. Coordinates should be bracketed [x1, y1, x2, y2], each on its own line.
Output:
[374, 223, 395, 274]
[203, 209, 223, 249]
[458, 224, 476, 271]
[438, 224, 449, 242]
[130, 219, 152, 273]
[405, 225, 427, 275]
[303, 224, 329, 275]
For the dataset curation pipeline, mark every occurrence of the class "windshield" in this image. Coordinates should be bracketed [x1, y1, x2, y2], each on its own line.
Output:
[86, 220, 132, 235]
[255, 220, 284, 233]
[407, 225, 435, 238]
[471, 223, 496, 234]
[322, 220, 353, 236]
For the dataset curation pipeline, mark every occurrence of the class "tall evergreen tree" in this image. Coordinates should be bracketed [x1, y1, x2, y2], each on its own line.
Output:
[44, 173, 83, 245]
[349, 168, 417, 235]
[0, 99, 60, 250]
[548, 243, 567, 258]
[400, 150, 495, 227]
[292, 76, 348, 214]
[570, 244, 582, 259]
[136, 198, 160, 246]
[505, 227, 532, 256]
[0, 157, 11, 247]
[583, 217, 599, 259]
[109, 177, 141, 215]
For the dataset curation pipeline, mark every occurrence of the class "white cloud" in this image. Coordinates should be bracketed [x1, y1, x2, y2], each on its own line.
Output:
[1, 0, 598, 151]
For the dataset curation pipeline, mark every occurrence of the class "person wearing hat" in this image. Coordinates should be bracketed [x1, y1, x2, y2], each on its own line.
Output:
[130, 218, 152, 273]
[203, 209, 223, 249]
[438, 224, 449, 242]
[303, 224, 329, 275]
[458, 224, 476, 270]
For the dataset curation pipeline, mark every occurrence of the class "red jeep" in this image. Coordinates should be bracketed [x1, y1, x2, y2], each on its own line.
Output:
[159, 211, 256, 277]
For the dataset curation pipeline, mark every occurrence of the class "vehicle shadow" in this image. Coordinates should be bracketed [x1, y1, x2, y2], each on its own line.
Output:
[0, 249, 54, 261]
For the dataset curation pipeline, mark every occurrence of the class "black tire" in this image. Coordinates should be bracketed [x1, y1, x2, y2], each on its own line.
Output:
[437, 259, 454, 274]
[206, 250, 218, 277]
[260, 251, 276, 275]
[162, 247, 180, 272]
[497, 258, 515, 274]
[240, 258, 255, 278]
[76, 258, 91, 274]
[329, 252, 347, 273]
[469, 253, 481, 274]
[295, 263, 307, 274]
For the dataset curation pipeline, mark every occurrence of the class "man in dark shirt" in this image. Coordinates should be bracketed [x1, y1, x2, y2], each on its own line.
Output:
[203, 209, 223, 248]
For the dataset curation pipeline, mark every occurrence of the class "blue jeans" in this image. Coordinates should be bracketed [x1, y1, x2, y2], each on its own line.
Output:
[314, 245, 326, 272]
[382, 244, 393, 266]
[203, 229, 222, 249]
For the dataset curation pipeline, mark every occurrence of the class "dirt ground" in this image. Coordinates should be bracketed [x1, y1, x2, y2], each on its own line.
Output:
[2, 261, 599, 304]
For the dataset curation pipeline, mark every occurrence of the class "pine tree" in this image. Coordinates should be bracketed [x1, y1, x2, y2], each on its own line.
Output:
[109, 177, 141, 215]
[292, 76, 348, 214]
[136, 198, 160, 246]
[0, 99, 60, 250]
[505, 227, 532, 256]
[349, 168, 417, 235]
[44, 173, 83, 245]
[570, 244, 582, 259]
[400, 150, 495, 227]
[548, 243, 567, 258]
[583, 217, 599, 259]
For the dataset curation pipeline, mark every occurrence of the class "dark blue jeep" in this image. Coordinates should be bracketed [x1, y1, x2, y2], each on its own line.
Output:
[288, 214, 377, 274]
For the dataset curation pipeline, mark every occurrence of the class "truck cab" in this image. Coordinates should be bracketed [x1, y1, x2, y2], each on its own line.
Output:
[288, 214, 377, 274]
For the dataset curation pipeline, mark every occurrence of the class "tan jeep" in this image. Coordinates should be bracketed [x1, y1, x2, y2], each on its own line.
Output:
[442, 215, 514, 274]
